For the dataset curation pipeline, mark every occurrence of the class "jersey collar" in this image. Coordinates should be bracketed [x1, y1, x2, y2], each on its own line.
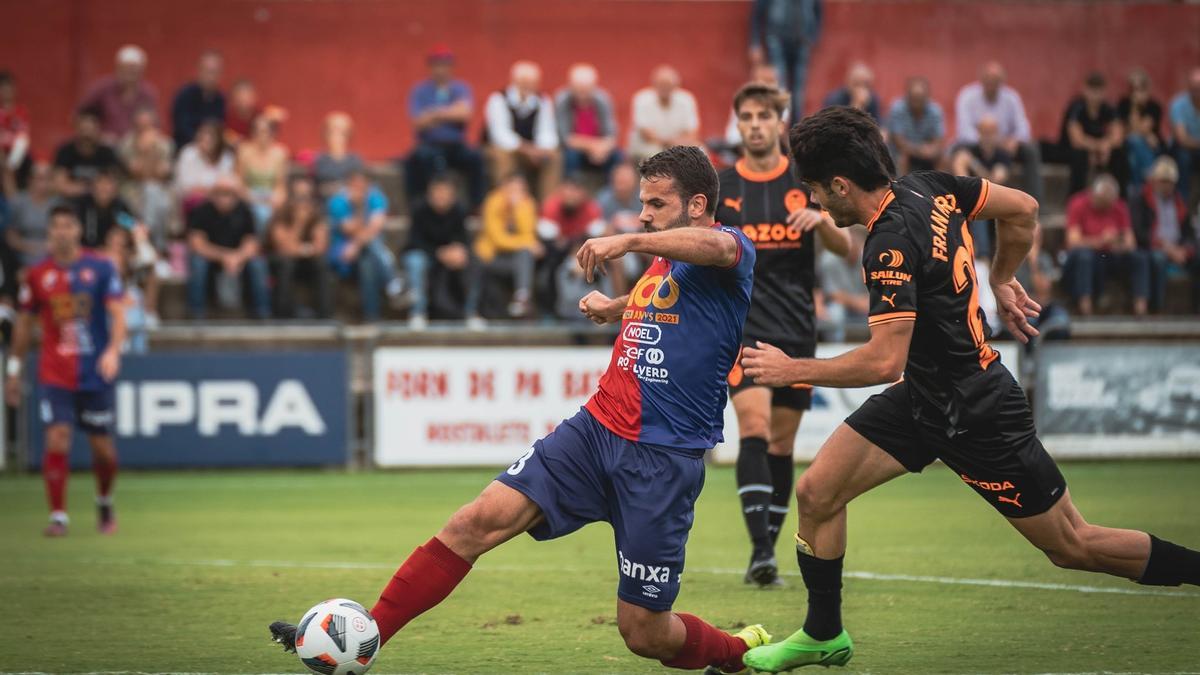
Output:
[735, 156, 789, 182]
[865, 189, 895, 231]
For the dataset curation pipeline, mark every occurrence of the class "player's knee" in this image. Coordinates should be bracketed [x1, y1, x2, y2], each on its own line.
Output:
[617, 615, 672, 659]
[46, 426, 71, 452]
[1039, 533, 1095, 571]
[740, 416, 770, 442]
[794, 475, 840, 522]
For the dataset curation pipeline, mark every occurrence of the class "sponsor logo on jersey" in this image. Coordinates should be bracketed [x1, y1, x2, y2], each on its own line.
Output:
[880, 292, 897, 308]
[878, 249, 905, 268]
[622, 322, 662, 345]
[741, 222, 803, 247]
[959, 473, 1016, 492]
[618, 550, 672, 584]
[43, 270, 58, 290]
[868, 269, 912, 286]
[80, 267, 96, 285]
[622, 272, 681, 324]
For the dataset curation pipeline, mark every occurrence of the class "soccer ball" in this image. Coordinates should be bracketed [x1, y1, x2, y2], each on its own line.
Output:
[294, 598, 380, 675]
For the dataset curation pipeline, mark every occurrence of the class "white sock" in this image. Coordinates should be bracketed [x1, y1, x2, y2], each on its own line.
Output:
[50, 510, 69, 525]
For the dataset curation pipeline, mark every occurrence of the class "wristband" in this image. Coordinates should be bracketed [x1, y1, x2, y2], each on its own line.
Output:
[6, 357, 21, 377]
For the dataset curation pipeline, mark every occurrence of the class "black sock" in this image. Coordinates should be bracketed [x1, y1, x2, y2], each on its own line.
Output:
[736, 436, 772, 557]
[766, 453, 795, 547]
[797, 548, 843, 641]
[1138, 534, 1200, 586]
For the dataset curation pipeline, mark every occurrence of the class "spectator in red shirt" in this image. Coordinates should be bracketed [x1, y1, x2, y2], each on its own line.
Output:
[0, 70, 32, 193]
[555, 63, 621, 181]
[1064, 173, 1151, 315]
[1131, 156, 1199, 313]
[78, 45, 158, 142]
[536, 174, 604, 316]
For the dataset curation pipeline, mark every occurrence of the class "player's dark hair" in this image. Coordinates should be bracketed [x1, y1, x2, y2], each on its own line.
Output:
[76, 105, 102, 122]
[637, 145, 718, 215]
[733, 82, 788, 117]
[49, 203, 79, 221]
[1085, 71, 1106, 89]
[788, 106, 894, 191]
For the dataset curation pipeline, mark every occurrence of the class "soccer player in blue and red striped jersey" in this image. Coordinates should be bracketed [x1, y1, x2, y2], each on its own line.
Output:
[6, 205, 126, 537]
[271, 146, 773, 673]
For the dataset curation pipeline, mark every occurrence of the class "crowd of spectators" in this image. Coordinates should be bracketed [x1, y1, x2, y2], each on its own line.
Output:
[1, 34, 1198, 335]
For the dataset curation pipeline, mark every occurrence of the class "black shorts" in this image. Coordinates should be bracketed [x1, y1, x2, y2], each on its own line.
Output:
[728, 340, 814, 411]
[844, 376, 1066, 518]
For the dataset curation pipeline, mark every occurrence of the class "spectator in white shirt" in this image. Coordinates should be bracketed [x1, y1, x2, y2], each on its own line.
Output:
[484, 61, 561, 200]
[954, 61, 1043, 200]
[628, 65, 701, 162]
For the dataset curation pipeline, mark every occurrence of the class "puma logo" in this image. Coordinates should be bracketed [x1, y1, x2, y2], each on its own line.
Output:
[998, 493, 1022, 509]
[881, 293, 897, 308]
[724, 197, 743, 212]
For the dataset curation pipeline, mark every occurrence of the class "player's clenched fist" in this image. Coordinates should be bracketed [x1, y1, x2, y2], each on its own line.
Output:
[576, 234, 630, 282]
[578, 290, 624, 325]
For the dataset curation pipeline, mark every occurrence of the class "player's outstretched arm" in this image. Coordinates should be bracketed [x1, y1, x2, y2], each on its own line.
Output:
[975, 181, 1041, 342]
[576, 228, 738, 282]
[742, 319, 914, 388]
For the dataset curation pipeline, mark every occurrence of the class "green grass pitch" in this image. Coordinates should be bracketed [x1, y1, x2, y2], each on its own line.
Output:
[1, 461, 1198, 674]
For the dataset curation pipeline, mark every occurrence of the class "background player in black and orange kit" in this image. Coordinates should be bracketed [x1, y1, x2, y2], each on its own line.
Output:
[739, 106, 1200, 672]
[716, 83, 849, 587]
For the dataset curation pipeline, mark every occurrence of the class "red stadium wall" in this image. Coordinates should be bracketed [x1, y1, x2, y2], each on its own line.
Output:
[4, 0, 1200, 161]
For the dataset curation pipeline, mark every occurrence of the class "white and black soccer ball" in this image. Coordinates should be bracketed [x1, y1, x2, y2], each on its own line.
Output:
[295, 598, 380, 675]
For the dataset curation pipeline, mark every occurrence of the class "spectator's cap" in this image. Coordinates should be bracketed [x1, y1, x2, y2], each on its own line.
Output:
[116, 44, 147, 67]
[1149, 156, 1179, 184]
[1084, 71, 1106, 89]
[428, 44, 455, 64]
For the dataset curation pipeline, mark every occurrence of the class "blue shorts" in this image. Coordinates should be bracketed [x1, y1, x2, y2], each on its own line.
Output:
[496, 408, 705, 611]
[40, 386, 115, 436]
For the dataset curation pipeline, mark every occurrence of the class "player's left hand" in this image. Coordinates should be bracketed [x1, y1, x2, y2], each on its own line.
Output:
[786, 208, 825, 234]
[576, 234, 629, 283]
[98, 348, 121, 383]
[742, 341, 802, 387]
[991, 277, 1041, 344]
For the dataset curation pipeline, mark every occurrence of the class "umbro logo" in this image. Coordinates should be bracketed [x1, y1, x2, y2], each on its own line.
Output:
[642, 585, 661, 597]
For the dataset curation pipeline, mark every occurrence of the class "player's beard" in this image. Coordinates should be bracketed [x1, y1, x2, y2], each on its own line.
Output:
[643, 208, 690, 233]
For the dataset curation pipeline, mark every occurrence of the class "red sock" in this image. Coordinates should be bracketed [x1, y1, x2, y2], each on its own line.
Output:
[94, 451, 118, 499]
[660, 613, 748, 671]
[370, 537, 471, 645]
[43, 452, 69, 513]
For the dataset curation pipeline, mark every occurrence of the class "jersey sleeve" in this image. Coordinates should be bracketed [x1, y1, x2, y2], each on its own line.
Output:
[103, 261, 125, 302]
[862, 230, 919, 328]
[714, 224, 755, 280]
[925, 172, 990, 222]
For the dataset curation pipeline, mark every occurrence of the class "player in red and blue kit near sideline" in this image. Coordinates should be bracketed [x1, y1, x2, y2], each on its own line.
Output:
[270, 146, 775, 673]
[6, 205, 126, 537]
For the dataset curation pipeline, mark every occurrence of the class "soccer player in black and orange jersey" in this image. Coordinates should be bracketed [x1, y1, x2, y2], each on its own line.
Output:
[739, 107, 1200, 671]
[716, 83, 850, 587]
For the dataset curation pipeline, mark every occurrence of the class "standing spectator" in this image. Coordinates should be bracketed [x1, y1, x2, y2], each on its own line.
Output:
[0, 70, 32, 192]
[313, 112, 365, 198]
[816, 226, 869, 342]
[269, 185, 332, 319]
[6, 162, 53, 266]
[748, 0, 822, 117]
[405, 46, 484, 209]
[627, 65, 701, 162]
[1064, 174, 1150, 316]
[1169, 67, 1200, 213]
[171, 50, 225, 152]
[185, 176, 270, 319]
[484, 61, 561, 200]
[1061, 71, 1126, 194]
[173, 119, 236, 212]
[224, 79, 262, 145]
[555, 63, 620, 180]
[886, 76, 945, 175]
[822, 63, 881, 122]
[1132, 157, 1199, 313]
[237, 114, 288, 231]
[74, 170, 137, 250]
[951, 116, 1013, 185]
[404, 175, 471, 329]
[53, 108, 122, 198]
[119, 106, 174, 248]
[469, 173, 541, 327]
[954, 61, 1043, 200]
[1118, 69, 1165, 194]
[326, 170, 402, 321]
[536, 175, 605, 316]
[78, 45, 158, 142]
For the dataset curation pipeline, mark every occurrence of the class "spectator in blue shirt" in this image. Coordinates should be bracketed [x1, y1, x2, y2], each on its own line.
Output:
[327, 170, 403, 320]
[1170, 67, 1200, 212]
[404, 46, 485, 210]
[748, 0, 821, 119]
[171, 51, 225, 151]
[887, 76, 945, 175]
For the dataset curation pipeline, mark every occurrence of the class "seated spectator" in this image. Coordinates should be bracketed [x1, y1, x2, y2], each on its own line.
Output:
[185, 176, 270, 319]
[722, 63, 786, 151]
[1015, 222, 1068, 340]
[74, 170, 137, 250]
[224, 79, 262, 145]
[269, 182, 332, 319]
[628, 65, 700, 162]
[171, 50, 225, 153]
[951, 116, 1013, 185]
[403, 175, 471, 328]
[1060, 71, 1126, 194]
[469, 173, 541, 327]
[1064, 174, 1150, 316]
[0, 70, 32, 193]
[817, 226, 869, 342]
[78, 45, 157, 142]
[555, 63, 620, 180]
[556, 237, 614, 323]
[119, 106, 174, 248]
[595, 162, 645, 284]
[1132, 156, 1199, 313]
[887, 76, 945, 175]
[237, 114, 288, 231]
[822, 63, 881, 122]
[326, 170, 402, 321]
[6, 162, 53, 266]
[954, 61, 1042, 200]
[53, 107, 122, 198]
[405, 46, 484, 209]
[1169, 67, 1200, 213]
[484, 61, 561, 200]
[313, 112, 365, 198]
[1119, 69, 1165, 194]
[174, 119, 236, 212]
[537, 174, 605, 315]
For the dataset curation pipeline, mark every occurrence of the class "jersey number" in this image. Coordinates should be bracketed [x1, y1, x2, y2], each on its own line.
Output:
[951, 223, 998, 370]
[506, 447, 536, 476]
